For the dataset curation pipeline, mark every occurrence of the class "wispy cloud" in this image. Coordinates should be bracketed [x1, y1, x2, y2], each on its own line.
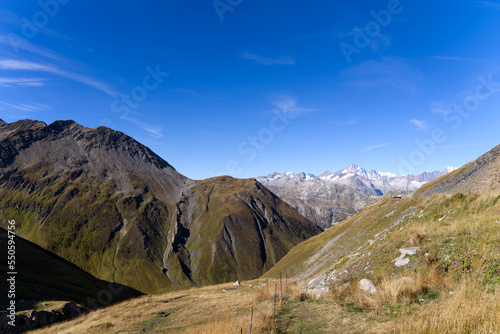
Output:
[409, 119, 428, 130]
[0, 77, 48, 87]
[121, 115, 163, 138]
[428, 55, 491, 63]
[269, 96, 315, 115]
[0, 35, 66, 62]
[0, 101, 50, 112]
[332, 117, 359, 126]
[0, 60, 118, 97]
[363, 143, 390, 152]
[242, 52, 296, 65]
[340, 57, 424, 97]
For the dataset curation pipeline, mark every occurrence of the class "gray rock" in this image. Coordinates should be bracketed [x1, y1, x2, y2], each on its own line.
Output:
[359, 279, 377, 295]
[399, 247, 420, 256]
[394, 247, 420, 267]
[395, 257, 410, 267]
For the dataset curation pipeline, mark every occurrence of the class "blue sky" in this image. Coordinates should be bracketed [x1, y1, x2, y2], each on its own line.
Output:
[1, 0, 499, 179]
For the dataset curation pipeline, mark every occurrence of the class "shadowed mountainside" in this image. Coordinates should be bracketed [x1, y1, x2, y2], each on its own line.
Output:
[0, 227, 142, 311]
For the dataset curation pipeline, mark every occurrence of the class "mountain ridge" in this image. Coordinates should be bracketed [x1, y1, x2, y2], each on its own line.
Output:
[0, 119, 321, 294]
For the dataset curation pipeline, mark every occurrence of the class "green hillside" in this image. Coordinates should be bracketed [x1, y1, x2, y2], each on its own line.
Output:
[0, 227, 142, 311]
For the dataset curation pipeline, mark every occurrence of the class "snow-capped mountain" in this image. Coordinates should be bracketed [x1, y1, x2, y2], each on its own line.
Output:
[256, 164, 458, 229]
[259, 171, 317, 182]
[258, 164, 458, 192]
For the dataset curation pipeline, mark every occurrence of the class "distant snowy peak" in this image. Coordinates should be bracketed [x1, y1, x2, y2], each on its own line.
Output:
[341, 164, 368, 177]
[258, 164, 459, 192]
[443, 166, 459, 174]
[378, 171, 397, 178]
[258, 171, 316, 182]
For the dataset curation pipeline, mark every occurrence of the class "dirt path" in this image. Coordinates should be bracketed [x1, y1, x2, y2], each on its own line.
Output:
[274, 300, 395, 334]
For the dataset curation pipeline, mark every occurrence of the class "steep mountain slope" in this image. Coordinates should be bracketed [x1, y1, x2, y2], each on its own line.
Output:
[264, 198, 418, 280]
[256, 177, 379, 229]
[415, 144, 500, 198]
[0, 227, 142, 311]
[0, 119, 321, 294]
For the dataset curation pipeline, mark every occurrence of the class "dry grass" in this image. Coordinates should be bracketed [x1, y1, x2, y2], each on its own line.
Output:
[397, 278, 500, 333]
[30, 280, 280, 334]
[331, 273, 429, 310]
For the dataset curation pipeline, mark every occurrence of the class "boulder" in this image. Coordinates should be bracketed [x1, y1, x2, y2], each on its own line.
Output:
[62, 301, 82, 319]
[395, 258, 410, 267]
[27, 310, 60, 327]
[359, 279, 377, 295]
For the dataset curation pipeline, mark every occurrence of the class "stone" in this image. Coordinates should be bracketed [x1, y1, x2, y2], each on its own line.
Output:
[358, 279, 377, 295]
[395, 257, 410, 267]
[394, 247, 420, 267]
[62, 301, 81, 319]
[27, 310, 58, 327]
[399, 247, 420, 256]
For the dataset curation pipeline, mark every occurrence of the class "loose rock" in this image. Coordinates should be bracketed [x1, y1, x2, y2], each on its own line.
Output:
[359, 279, 377, 295]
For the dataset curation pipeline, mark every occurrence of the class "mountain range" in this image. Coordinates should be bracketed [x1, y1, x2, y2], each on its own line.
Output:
[257, 164, 458, 229]
[0, 119, 321, 295]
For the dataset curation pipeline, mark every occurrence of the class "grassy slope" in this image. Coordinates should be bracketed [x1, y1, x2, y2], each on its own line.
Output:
[186, 177, 322, 286]
[29, 279, 394, 334]
[0, 170, 176, 294]
[270, 193, 500, 333]
[414, 162, 473, 197]
[264, 198, 418, 280]
[0, 227, 142, 311]
[30, 280, 276, 334]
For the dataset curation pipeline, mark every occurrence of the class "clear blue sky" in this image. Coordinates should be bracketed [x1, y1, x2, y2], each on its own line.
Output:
[1, 0, 499, 179]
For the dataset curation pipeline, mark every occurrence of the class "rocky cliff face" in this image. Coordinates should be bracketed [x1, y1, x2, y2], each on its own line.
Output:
[0, 119, 321, 294]
[415, 144, 500, 198]
[256, 178, 379, 229]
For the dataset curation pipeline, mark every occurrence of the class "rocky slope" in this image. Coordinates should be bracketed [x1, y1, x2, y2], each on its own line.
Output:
[255, 177, 380, 229]
[415, 144, 500, 198]
[0, 119, 321, 294]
